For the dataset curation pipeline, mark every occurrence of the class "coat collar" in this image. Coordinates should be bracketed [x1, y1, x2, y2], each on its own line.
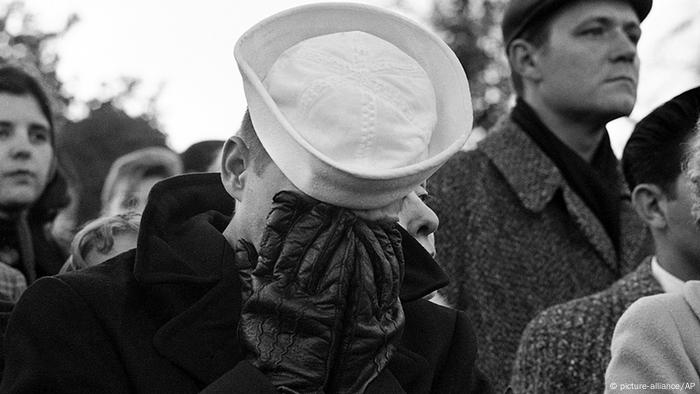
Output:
[479, 115, 635, 272]
[133, 173, 445, 386]
[616, 256, 663, 297]
[683, 280, 700, 321]
[479, 116, 564, 212]
[479, 116, 631, 212]
[150, 252, 247, 385]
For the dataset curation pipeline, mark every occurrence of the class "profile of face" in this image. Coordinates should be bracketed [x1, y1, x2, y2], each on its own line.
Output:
[664, 175, 700, 263]
[82, 231, 138, 267]
[0, 93, 53, 211]
[226, 149, 299, 249]
[104, 175, 163, 216]
[398, 185, 439, 257]
[529, 0, 641, 120]
[223, 135, 441, 259]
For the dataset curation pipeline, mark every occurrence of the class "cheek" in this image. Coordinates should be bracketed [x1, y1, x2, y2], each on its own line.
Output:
[540, 44, 599, 86]
[240, 163, 300, 248]
[239, 180, 277, 248]
[667, 197, 700, 235]
[35, 147, 54, 184]
[551, 55, 592, 83]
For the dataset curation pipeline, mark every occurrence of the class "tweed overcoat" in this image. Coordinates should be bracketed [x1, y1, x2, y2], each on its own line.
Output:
[605, 280, 700, 393]
[510, 257, 662, 393]
[430, 116, 652, 391]
[0, 174, 491, 394]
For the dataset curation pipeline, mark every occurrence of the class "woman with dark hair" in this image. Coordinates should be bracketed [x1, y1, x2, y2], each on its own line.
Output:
[0, 65, 70, 300]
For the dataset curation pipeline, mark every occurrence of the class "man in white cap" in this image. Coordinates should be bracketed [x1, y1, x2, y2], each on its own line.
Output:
[1, 4, 490, 393]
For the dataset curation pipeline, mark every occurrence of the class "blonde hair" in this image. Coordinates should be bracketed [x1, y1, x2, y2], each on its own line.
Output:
[101, 147, 183, 215]
[61, 212, 141, 273]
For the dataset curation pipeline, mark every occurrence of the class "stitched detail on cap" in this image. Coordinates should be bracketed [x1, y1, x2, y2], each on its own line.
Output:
[298, 45, 420, 124]
[357, 92, 377, 161]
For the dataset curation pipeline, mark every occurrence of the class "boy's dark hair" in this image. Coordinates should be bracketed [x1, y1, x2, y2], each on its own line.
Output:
[181, 140, 224, 172]
[622, 86, 700, 196]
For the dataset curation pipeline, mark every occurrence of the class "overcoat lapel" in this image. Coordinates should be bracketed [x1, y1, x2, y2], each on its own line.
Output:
[153, 290, 243, 385]
[480, 118, 620, 273]
[562, 187, 618, 272]
[144, 245, 244, 385]
[134, 181, 245, 386]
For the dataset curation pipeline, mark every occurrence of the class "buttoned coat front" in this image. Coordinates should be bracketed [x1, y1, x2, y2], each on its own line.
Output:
[430, 116, 652, 391]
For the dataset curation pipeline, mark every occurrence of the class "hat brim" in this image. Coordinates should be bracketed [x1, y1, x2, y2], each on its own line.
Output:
[235, 3, 472, 209]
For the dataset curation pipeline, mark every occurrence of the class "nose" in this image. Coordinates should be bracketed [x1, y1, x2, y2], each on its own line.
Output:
[8, 128, 33, 160]
[610, 28, 638, 64]
[399, 193, 439, 254]
[408, 201, 439, 240]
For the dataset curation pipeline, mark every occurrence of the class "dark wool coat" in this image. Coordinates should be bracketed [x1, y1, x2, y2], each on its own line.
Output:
[429, 116, 652, 392]
[0, 171, 69, 283]
[1, 174, 491, 394]
[510, 257, 662, 393]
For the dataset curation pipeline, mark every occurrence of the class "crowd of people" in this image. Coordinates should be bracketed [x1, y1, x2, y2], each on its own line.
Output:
[0, 0, 697, 392]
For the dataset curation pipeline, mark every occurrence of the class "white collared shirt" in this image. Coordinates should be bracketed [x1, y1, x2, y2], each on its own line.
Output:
[650, 256, 685, 294]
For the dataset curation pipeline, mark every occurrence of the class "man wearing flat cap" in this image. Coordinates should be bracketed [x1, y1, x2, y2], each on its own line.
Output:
[1, 4, 489, 394]
[430, 0, 653, 389]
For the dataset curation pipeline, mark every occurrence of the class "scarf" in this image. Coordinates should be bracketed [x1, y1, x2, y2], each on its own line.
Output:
[511, 98, 622, 255]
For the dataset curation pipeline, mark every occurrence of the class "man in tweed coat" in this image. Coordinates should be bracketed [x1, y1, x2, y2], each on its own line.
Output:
[430, 0, 653, 389]
[510, 86, 700, 393]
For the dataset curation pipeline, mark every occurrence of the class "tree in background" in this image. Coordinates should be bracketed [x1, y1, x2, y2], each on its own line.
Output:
[0, 1, 77, 123]
[57, 97, 168, 224]
[431, 0, 511, 143]
[0, 1, 169, 225]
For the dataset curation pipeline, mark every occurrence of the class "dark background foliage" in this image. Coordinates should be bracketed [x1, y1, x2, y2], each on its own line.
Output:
[1, 0, 512, 223]
[0, 1, 167, 224]
[431, 0, 512, 135]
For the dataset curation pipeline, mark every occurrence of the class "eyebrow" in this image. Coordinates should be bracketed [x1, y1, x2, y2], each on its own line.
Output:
[28, 123, 50, 130]
[577, 15, 640, 28]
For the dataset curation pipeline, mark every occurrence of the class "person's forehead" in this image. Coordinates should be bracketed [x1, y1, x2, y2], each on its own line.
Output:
[0, 92, 49, 126]
[551, 0, 639, 27]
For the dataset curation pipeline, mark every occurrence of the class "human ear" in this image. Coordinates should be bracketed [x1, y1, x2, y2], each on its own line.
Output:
[508, 39, 542, 83]
[631, 183, 668, 230]
[220, 136, 250, 201]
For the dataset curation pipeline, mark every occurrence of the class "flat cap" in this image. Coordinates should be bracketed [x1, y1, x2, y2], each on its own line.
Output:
[502, 0, 653, 50]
